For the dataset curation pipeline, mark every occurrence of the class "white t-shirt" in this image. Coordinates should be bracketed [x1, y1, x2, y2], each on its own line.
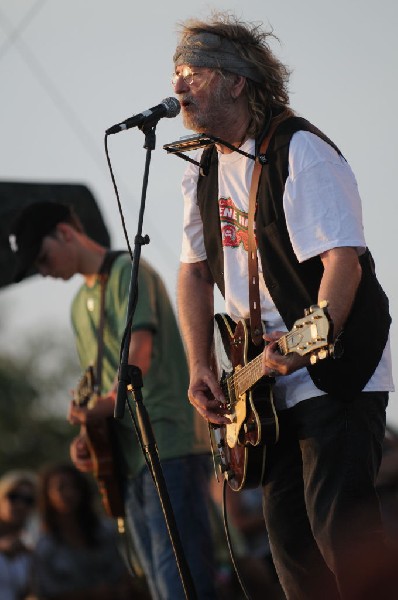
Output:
[180, 131, 394, 409]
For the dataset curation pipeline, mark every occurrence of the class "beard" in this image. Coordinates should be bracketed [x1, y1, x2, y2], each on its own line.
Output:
[180, 76, 235, 135]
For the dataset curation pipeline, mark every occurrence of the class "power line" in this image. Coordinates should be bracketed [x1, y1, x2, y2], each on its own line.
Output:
[0, 0, 47, 62]
[0, 2, 177, 262]
[0, 2, 113, 176]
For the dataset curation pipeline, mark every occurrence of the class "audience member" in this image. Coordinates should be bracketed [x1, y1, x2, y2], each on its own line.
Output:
[34, 463, 145, 600]
[0, 470, 37, 600]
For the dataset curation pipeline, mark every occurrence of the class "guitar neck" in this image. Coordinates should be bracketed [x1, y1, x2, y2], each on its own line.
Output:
[233, 336, 287, 397]
[230, 303, 332, 398]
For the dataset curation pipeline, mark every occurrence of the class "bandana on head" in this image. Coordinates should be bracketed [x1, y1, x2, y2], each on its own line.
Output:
[173, 32, 262, 83]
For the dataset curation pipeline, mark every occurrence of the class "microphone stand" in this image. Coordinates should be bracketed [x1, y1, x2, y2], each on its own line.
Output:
[113, 122, 198, 600]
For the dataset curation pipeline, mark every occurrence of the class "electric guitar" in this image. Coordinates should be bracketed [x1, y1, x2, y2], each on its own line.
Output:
[73, 366, 125, 518]
[210, 302, 334, 491]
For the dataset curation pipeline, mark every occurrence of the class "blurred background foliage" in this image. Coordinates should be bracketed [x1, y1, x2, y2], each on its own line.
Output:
[0, 305, 81, 472]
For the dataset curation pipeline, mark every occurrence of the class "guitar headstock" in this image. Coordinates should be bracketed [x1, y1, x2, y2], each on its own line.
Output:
[280, 301, 334, 364]
[73, 365, 97, 407]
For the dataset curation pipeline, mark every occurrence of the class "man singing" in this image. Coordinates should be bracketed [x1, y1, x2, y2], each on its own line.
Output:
[172, 11, 394, 599]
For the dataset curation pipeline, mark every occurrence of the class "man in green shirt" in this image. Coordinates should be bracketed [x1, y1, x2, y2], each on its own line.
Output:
[10, 201, 217, 600]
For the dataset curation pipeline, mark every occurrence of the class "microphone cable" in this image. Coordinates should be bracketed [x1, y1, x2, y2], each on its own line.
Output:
[104, 133, 134, 260]
[221, 478, 253, 600]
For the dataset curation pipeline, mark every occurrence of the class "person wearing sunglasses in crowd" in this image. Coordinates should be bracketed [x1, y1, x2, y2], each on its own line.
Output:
[0, 470, 37, 600]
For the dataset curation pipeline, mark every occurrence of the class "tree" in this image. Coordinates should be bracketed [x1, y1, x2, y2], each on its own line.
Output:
[0, 328, 80, 472]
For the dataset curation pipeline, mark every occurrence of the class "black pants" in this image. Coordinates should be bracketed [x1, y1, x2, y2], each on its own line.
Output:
[262, 392, 389, 600]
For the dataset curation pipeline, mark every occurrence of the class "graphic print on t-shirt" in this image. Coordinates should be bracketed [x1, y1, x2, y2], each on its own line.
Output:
[219, 197, 248, 251]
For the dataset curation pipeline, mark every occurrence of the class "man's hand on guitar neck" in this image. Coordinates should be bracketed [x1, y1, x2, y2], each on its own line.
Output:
[188, 365, 231, 425]
[262, 330, 311, 377]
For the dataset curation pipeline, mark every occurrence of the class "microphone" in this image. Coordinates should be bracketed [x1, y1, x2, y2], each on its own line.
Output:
[106, 97, 180, 135]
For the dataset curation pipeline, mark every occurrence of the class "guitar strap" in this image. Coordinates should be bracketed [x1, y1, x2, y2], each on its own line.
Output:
[92, 251, 142, 567]
[247, 110, 291, 345]
[95, 250, 126, 394]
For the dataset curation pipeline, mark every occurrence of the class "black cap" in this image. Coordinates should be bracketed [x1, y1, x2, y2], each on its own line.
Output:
[9, 201, 73, 282]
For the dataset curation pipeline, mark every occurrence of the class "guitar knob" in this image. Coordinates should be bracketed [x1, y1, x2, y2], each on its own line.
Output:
[244, 422, 256, 433]
[221, 463, 234, 478]
[224, 469, 235, 481]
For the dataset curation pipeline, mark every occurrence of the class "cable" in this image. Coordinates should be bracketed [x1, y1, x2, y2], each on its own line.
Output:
[222, 479, 253, 600]
[104, 135, 134, 258]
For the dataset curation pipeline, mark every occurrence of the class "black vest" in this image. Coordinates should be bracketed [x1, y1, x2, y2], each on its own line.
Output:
[197, 117, 391, 396]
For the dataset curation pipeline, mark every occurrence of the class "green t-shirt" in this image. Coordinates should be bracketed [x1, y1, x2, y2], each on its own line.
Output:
[71, 254, 209, 479]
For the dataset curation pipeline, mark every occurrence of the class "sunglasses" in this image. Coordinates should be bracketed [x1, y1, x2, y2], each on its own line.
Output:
[172, 66, 208, 87]
[6, 492, 35, 507]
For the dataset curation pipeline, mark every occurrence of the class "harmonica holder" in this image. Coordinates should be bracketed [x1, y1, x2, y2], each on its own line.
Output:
[163, 133, 256, 167]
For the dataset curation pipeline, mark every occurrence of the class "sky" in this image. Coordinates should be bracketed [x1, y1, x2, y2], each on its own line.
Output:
[1, 0, 398, 422]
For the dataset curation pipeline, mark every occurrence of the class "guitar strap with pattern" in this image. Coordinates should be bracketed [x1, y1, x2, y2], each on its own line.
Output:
[247, 110, 291, 345]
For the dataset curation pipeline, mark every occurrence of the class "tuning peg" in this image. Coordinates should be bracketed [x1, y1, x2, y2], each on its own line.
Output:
[310, 354, 318, 365]
[317, 349, 328, 360]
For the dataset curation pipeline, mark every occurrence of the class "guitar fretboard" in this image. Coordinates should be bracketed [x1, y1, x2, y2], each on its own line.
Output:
[231, 336, 287, 397]
[225, 305, 330, 400]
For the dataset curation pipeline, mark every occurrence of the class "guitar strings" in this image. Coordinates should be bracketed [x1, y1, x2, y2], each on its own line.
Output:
[228, 354, 263, 399]
[227, 336, 287, 399]
[224, 315, 325, 405]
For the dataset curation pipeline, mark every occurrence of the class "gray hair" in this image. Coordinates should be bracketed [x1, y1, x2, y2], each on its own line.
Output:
[174, 32, 262, 83]
[174, 13, 291, 137]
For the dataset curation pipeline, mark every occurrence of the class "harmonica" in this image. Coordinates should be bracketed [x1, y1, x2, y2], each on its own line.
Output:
[163, 134, 215, 154]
